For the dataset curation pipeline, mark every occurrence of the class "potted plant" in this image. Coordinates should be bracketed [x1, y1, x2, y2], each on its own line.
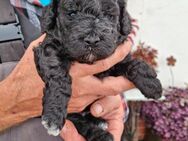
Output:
[141, 87, 188, 141]
[122, 42, 159, 141]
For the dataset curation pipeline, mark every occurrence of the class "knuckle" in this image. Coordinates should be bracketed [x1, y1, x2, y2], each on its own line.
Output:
[113, 96, 122, 106]
[109, 88, 119, 96]
[29, 42, 34, 47]
[77, 90, 85, 96]
[118, 50, 127, 61]
[72, 88, 84, 97]
[31, 40, 37, 46]
[112, 87, 121, 95]
[113, 92, 119, 96]
[76, 102, 88, 112]
[29, 41, 38, 49]
[101, 60, 110, 70]
[105, 82, 120, 96]
[77, 106, 86, 112]
[105, 77, 125, 95]
[116, 96, 122, 104]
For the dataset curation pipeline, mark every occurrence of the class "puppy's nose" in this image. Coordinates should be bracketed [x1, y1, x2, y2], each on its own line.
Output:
[84, 35, 100, 44]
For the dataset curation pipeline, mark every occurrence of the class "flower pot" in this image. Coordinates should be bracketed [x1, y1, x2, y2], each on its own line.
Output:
[138, 118, 146, 140]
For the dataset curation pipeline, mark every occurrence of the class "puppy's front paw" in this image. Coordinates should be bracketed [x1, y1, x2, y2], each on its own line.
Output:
[42, 115, 63, 136]
[136, 77, 162, 99]
[126, 59, 162, 99]
[127, 59, 157, 80]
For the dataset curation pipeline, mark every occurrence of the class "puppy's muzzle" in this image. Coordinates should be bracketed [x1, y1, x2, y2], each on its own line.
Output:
[84, 35, 100, 44]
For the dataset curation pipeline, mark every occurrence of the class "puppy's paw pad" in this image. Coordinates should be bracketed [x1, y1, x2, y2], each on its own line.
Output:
[42, 117, 60, 136]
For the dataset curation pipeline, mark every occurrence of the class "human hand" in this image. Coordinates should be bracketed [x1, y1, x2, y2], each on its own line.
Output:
[68, 39, 134, 113]
[92, 96, 125, 141]
[61, 95, 125, 141]
[0, 34, 46, 131]
[0, 34, 46, 114]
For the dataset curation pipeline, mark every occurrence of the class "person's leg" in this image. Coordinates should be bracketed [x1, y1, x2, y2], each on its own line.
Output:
[0, 63, 62, 141]
[0, 118, 62, 141]
[0, 62, 18, 81]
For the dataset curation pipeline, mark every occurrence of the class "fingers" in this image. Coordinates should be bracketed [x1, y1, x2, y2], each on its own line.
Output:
[131, 18, 139, 31]
[72, 76, 134, 97]
[70, 40, 132, 77]
[105, 109, 124, 141]
[28, 34, 46, 50]
[108, 120, 124, 141]
[101, 76, 135, 96]
[32, 34, 46, 46]
[128, 19, 139, 45]
[68, 94, 100, 113]
[90, 96, 125, 141]
[90, 95, 121, 117]
[102, 101, 125, 141]
[60, 120, 86, 141]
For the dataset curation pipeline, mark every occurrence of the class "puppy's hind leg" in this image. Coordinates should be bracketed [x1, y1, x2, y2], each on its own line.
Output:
[68, 113, 114, 141]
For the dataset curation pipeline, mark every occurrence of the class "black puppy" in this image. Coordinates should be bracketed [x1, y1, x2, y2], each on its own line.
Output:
[33, 0, 162, 140]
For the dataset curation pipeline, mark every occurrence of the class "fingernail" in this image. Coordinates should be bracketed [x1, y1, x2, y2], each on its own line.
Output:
[93, 103, 103, 115]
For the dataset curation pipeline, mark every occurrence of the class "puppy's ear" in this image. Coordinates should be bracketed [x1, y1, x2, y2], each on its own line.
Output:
[41, 0, 60, 33]
[118, 0, 132, 37]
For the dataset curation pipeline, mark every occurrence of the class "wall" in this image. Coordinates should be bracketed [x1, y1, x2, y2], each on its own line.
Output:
[125, 0, 188, 100]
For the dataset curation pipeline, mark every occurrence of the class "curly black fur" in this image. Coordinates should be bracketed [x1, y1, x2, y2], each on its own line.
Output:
[33, 0, 162, 140]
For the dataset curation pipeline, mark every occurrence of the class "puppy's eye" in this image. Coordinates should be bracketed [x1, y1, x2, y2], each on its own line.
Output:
[102, 28, 112, 34]
[68, 11, 77, 17]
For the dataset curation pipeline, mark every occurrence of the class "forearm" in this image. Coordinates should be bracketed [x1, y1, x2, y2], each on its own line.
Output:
[0, 105, 39, 133]
[0, 76, 41, 132]
[0, 114, 36, 133]
[0, 47, 44, 132]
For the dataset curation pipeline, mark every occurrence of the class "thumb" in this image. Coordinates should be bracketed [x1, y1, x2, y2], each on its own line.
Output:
[90, 95, 121, 117]
[60, 120, 85, 141]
